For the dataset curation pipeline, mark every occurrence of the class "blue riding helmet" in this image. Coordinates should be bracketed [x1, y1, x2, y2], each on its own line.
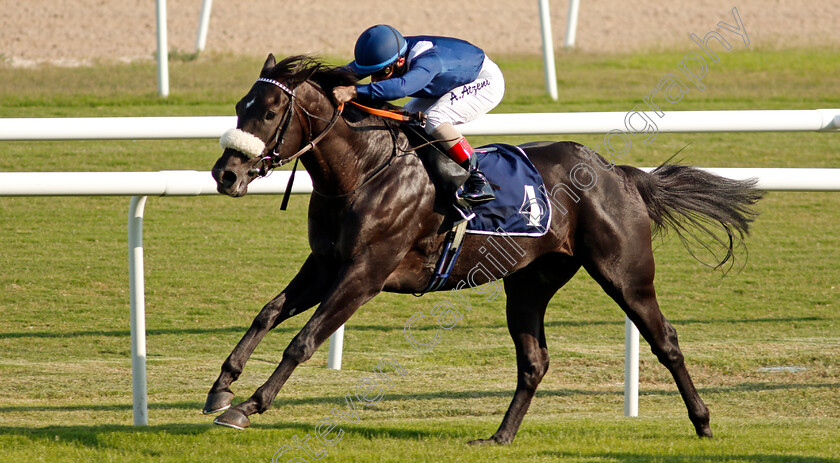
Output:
[347, 25, 408, 75]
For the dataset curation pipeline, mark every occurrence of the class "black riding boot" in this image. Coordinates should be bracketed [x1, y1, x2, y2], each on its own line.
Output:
[456, 155, 495, 207]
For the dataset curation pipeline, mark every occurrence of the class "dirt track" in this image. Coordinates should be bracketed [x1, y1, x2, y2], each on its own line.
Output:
[2, 0, 839, 67]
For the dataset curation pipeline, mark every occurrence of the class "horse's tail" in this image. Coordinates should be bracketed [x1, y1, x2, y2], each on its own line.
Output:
[619, 163, 765, 270]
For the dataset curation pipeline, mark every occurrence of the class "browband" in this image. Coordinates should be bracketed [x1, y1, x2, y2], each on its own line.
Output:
[256, 77, 294, 96]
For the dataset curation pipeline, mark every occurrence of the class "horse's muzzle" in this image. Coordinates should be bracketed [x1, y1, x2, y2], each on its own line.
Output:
[212, 149, 257, 197]
[212, 168, 247, 197]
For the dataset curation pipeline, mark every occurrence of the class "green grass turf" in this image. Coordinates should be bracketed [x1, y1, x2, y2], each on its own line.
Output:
[0, 48, 838, 462]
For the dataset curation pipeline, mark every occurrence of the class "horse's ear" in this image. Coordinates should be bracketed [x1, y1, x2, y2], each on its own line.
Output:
[261, 54, 276, 76]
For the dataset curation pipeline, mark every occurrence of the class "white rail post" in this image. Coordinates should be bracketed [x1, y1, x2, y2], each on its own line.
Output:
[128, 196, 149, 425]
[624, 316, 639, 417]
[195, 0, 213, 53]
[564, 0, 581, 48]
[538, 0, 559, 101]
[327, 325, 345, 370]
[156, 0, 170, 97]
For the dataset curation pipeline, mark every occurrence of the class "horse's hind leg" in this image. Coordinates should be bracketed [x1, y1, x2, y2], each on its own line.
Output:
[470, 255, 580, 445]
[203, 254, 334, 414]
[580, 215, 713, 438]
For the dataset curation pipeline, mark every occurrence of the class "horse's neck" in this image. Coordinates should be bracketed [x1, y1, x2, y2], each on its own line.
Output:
[302, 114, 400, 197]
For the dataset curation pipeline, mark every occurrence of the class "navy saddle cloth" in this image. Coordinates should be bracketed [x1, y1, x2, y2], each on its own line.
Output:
[462, 143, 551, 237]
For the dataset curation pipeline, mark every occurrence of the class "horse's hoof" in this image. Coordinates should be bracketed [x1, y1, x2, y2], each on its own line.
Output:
[213, 408, 251, 430]
[203, 390, 235, 415]
[696, 425, 713, 438]
[467, 438, 495, 446]
[467, 436, 508, 445]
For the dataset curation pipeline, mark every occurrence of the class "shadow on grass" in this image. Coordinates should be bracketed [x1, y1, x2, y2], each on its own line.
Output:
[281, 421, 447, 441]
[0, 422, 214, 442]
[0, 325, 253, 339]
[542, 451, 840, 463]
[2, 315, 832, 340]
[2, 382, 835, 414]
[5, 423, 836, 462]
[545, 316, 832, 329]
[0, 422, 243, 456]
[0, 401, 205, 414]
[0, 420, 448, 452]
[270, 381, 835, 407]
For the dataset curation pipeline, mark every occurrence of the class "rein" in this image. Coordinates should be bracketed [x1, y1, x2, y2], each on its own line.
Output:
[276, 102, 345, 166]
[240, 80, 424, 179]
[277, 99, 344, 209]
[250, 78, 345, 176]
[347, 102, 456, 153]
[311, 122, 402, 201]
[348, 101, 426, 126]
[238, 77, 344, 209]
[227, 77, 420, 207]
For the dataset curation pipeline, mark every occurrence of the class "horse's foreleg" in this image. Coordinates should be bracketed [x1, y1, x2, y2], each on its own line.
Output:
[213, 257, 394, 429]
[204, 254, 335, 414]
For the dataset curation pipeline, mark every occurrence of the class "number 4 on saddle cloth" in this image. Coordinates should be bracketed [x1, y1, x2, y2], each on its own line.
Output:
[416, 143, 552, 295]
[460, 144, 552, 237]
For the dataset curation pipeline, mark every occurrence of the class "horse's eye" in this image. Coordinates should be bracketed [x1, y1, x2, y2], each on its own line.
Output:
[265, 110, 277, 121]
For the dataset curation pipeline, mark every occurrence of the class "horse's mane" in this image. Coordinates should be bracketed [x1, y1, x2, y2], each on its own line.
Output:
[263, 55, 356, 89]
[262, 55, 402, 112]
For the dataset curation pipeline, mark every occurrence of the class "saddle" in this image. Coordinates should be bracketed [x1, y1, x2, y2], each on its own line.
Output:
[405, 133, 553, 294]
[351, 103, 552, 293]
[404, 127, 552, 237]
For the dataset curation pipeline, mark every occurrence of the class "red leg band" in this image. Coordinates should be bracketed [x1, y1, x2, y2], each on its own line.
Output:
[446, 137, 472, 164]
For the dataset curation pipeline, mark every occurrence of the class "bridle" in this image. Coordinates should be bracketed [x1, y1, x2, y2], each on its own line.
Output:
[247, 77, 345, 178]
[221, 74, 424, 206]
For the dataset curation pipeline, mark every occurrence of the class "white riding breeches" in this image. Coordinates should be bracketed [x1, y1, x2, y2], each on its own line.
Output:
[404, 56, 505, 134]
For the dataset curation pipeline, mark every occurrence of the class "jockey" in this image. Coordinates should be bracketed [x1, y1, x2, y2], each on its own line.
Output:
[333, 24, 505, 206]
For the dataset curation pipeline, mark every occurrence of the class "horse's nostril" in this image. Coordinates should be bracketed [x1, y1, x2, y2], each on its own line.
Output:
[221, 170, 238, 188]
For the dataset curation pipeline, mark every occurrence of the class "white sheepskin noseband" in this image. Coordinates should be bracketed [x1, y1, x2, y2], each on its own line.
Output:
[219, 128, 266, 158]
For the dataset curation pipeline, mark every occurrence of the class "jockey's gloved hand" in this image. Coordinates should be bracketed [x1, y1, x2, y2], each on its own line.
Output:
[332, 86, 358, 104]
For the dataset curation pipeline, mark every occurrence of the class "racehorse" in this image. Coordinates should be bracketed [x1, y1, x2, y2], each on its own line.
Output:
[206, 54, 763, 443]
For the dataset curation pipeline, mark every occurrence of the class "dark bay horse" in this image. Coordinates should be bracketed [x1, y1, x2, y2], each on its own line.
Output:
[207, 54, 762, 443]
